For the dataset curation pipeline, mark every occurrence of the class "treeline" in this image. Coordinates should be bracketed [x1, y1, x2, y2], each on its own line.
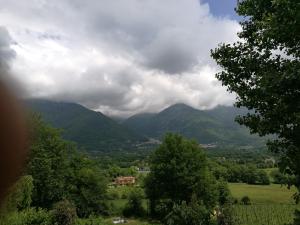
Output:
[206, 147, 276, 168]
[209, 161, 271, 185]
[0, 114, 109, 225]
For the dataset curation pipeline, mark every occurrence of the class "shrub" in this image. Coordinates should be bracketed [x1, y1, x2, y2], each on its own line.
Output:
[217, 204, 234, 225]
[294, 209, 300, 225]
[121, 193, 128, 199]
[123, 189, 146, 218]
[241, 196, 251, 205]
[233, 198, 239, 205]
[52, 200, 77, 225]
[1, 176, 34, 213]
[164, 200, 212, 225]
[106, 191, 119, 200]
[258, 170, 270, 185]
[217, 181, 232, 206]
[0, 208, 53, 225]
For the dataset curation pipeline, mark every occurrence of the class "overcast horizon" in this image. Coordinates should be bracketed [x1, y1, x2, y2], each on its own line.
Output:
[0, 0, 241, 117]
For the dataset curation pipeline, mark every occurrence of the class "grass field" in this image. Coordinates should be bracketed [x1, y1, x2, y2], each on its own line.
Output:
[229, 183, 297, 204]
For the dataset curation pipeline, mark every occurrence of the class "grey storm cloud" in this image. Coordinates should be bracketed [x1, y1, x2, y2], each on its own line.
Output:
[0, 0, 240, 116]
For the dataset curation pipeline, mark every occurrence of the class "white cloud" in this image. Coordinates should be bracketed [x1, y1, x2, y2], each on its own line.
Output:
[0, 0, 240, 117]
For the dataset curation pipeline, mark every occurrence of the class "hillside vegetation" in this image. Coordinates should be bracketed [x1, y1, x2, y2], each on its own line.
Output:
[26, 99, 143, 152]
[124, 104, 265, 146]
[27, 100, 266, 153]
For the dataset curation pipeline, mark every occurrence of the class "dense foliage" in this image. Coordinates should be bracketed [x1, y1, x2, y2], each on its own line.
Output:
[26, 114, 108, 216]
[145, 134, 229, 223]
[210, 161, 270, 185]
[0, 114, 110, 225]
[123, 188, 146, 218]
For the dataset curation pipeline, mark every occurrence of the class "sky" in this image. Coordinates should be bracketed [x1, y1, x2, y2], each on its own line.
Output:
[0, 0, 241, 117]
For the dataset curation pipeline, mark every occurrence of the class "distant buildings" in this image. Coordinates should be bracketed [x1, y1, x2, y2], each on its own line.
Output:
[200, 143, 217, 148]
[114, 176, 136, 186]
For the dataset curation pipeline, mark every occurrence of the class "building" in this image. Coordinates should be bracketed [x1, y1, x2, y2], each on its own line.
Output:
[115, 176, 136, 186]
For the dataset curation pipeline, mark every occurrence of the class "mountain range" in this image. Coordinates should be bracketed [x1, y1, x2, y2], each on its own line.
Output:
[123, 103, 263, 147]
[26, 99, 143, 153]
[26, 99, 265, 153]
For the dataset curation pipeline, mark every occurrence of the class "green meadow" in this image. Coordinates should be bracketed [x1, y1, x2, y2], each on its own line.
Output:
[229, 183, 297, 204]
[229, 183, 299, 225]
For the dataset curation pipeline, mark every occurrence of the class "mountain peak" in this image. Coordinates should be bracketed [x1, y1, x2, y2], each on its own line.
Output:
[164, 103, 196, 111]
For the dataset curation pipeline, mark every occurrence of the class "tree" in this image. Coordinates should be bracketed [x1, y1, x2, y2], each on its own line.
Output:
[217, 180, 232, 206]
[66, 152, 108, 218]
[211, 0, 300, 195]
[244, 166, 259, 185]
[26, 114, 71, 208]
[123, 188, 146, 218]
[26, 114, 108, 217]
[145, 134, 218, 219]
[258, 170, 270, 185]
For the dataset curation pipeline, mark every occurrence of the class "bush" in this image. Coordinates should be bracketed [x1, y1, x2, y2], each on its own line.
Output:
[233, 198, 239, 204]
[217, 181, 232, 206]
[52, 200, 77, 225]
[164, 200, 213, 225]
[1, 176, 34, 213]
[258, 170, 270, 185]
[0, 208, 53, 225]
[121, 193, 128, 199]
[294, 209, 300, 225]
[241, 196, 251, 205]
[123, 189, 146, 218]
[106, 191, 119, 200]
[217, 204, 234, 225]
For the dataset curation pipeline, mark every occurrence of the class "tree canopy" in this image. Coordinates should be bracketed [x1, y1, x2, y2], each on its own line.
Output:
[211, 0, 300, 195]
[26, 114, 108, 216]
[145, 134, 218, 220]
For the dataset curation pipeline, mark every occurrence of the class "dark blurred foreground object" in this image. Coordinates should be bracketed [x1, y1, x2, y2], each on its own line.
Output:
[0, 81, 27, 204]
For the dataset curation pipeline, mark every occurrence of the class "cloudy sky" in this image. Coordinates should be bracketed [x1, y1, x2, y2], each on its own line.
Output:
[0, 0, 241, 117]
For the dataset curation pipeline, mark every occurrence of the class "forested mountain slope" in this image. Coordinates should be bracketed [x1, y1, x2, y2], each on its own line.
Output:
[124, 104, 264, 147]
[26, 99, 143, 152]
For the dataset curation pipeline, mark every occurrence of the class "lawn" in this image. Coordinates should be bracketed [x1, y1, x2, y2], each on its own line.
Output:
[229, 183, 297, 204]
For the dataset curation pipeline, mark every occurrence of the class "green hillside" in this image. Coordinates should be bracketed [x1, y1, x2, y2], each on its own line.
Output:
[26, 99, 143, 152]
[26, 100, 266, 153]
[124, 104, 265, 147]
